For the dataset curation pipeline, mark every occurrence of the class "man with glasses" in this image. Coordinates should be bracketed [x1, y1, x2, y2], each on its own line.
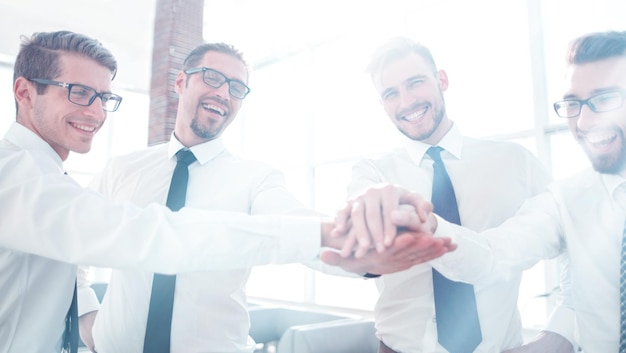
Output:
[75, 42, 450, 353]
[0, 31, 441, 353]
[379, 30, 626, 353]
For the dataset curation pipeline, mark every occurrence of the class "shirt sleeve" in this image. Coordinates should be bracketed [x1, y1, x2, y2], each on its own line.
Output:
[0, 153, 321, 274]
[542, 253, 578, 349]
[430, 191, 565, 284]
[77, 265, 100, 317]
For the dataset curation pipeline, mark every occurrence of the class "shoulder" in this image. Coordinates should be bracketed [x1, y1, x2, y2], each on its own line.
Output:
[551, 168, 599, 193]
[105, 144, 166, 168]
[462, 137, 542, 165]
[354, 148, 410, 168]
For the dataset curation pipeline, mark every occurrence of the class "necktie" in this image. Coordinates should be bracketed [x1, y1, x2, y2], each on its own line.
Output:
[619, 224, 626, 353]
[62, 171, 78, 353]
[62, 281, 78, 353]
[427, 146, 482, 353]
[143, 149, 196, 353]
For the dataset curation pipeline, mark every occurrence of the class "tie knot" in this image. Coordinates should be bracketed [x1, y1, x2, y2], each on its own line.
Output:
[426, 146, 444, 162]
[176, 149, 196, 166]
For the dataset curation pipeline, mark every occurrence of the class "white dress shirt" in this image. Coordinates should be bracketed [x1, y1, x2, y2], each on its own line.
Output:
[0, 122, 320, 353]
[433, 167, 626, 353]
[348, 124, 555, 353]
[80, 135, 317, 353]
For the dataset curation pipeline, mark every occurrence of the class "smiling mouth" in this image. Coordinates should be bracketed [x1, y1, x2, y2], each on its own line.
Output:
[582, 130, 617, 147]
[202, 103, 226, 117]
[401, 106, 428, 122]
[70, 122, 97, 134]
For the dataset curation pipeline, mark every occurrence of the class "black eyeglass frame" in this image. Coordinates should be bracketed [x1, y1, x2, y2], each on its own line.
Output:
[553, 89, 626, 118]
[183, 67, 251, 99]
[29, 78, 123, 112]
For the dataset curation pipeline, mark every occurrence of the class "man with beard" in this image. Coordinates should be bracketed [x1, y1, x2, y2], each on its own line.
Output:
[374, 30, 626, 353]
[76, 42, 453, 353]
[322, 37, 574, 353]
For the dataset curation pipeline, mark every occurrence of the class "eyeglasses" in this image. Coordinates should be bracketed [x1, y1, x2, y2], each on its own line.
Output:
[553, 90, 626, 118]
[184, 67, 251, 99]
[29, 78, 123, 112]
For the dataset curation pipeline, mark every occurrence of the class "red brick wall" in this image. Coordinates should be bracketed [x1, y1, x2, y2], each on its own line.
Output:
[148, 0, 204, 145]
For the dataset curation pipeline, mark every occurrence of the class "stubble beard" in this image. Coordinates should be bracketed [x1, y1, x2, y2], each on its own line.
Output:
[579, 129, 626, 175]
[190, 116, 221, 140]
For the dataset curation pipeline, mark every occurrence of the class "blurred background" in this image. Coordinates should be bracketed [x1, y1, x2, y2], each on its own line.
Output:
[1, 0, 624, 333]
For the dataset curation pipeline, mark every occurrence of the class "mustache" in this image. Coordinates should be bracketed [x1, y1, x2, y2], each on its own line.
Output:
[203, 95, 229, 107]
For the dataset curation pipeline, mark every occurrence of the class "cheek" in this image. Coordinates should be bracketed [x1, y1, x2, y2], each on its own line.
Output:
[382, 101, 396, 118]
[567, 118, 579, 133]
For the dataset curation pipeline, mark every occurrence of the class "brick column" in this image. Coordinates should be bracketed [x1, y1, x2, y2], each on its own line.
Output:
[148, 0, 204, 145]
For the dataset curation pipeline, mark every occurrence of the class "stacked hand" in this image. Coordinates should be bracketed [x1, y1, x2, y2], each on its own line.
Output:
[320, 183, 454, 275]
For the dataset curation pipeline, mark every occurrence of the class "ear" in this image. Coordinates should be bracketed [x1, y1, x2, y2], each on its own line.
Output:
[14, 77, 35, 109]
[174, 70, 186, 95]
[437, 69, 449, 92]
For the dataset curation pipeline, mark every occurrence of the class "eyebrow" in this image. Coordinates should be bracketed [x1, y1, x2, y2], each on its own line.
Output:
[563, 86, 623, 100]
[379, 74, 428, 97]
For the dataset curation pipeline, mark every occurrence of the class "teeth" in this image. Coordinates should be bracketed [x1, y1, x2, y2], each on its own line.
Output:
[584, 131, 616, 145]
[403, 107, 427, 122]
[202, 103, 225, 116]
[71, 123, 96, 132]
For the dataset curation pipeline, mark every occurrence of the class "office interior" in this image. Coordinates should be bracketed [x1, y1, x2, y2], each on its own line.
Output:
[0, 0, 624, 351]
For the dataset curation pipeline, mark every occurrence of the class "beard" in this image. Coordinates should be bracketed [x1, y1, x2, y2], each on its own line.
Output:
[579, 129, 626, 175]
[190, 116, 222, 140]
[397, 98, 447, 142]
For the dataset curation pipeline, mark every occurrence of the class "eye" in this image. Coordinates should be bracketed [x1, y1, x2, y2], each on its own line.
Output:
[70, 85, 91, 97]
[204, 70, 224, 84]
[382, 90, 398, 101]
[230, 82, 246, 97]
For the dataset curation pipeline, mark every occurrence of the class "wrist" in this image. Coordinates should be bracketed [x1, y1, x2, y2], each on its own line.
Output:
[362, 272, 381, 278]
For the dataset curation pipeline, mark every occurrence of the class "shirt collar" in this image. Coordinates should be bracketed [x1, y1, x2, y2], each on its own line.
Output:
[4, 122, 64, 172]
[403, 122, 463, 164]
[167, 132, 226, 166]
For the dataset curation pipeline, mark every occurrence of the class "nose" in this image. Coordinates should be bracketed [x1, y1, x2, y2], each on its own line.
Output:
[575, 103, 597, 131]
[398, 88, 415, 109]
[83, 97, 107, 122]
[214, 82, 231, 100]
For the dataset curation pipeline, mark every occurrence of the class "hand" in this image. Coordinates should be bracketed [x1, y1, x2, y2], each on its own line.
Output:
[391, 203, 438, 234]
[332, 183, 433, 258]
[501, 331, 573, 353]
[78, 310, 98, 352]
[320, 231, 456, 275]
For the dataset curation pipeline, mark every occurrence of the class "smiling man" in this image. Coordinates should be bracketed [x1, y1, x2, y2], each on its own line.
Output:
[76, 43, 261, 353]
[324, 37, 564, 353]
[401, 30, 626, 353]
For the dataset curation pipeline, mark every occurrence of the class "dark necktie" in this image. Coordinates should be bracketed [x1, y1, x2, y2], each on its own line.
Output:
[62, 171, 78, 353]
[143, 149, 196, 353]
[619, 224, 626, 353]
[62, 281, 78, 353]
[427, 146, 482, 353]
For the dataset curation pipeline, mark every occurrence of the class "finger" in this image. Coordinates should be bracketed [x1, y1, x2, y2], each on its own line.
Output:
[361, 192, 386, 253]
[320, 250, 342, 266]
[348, 200, 372, 257]
[416, 200, 434, 222]
[332, 201, 353, 236]
[320, 250, 367, 273]
[390, 208, 427, 231]
[378, 184, 399, 248]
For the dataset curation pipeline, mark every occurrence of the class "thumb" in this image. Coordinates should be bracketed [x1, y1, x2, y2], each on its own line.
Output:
[320, 250, 343, 266]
